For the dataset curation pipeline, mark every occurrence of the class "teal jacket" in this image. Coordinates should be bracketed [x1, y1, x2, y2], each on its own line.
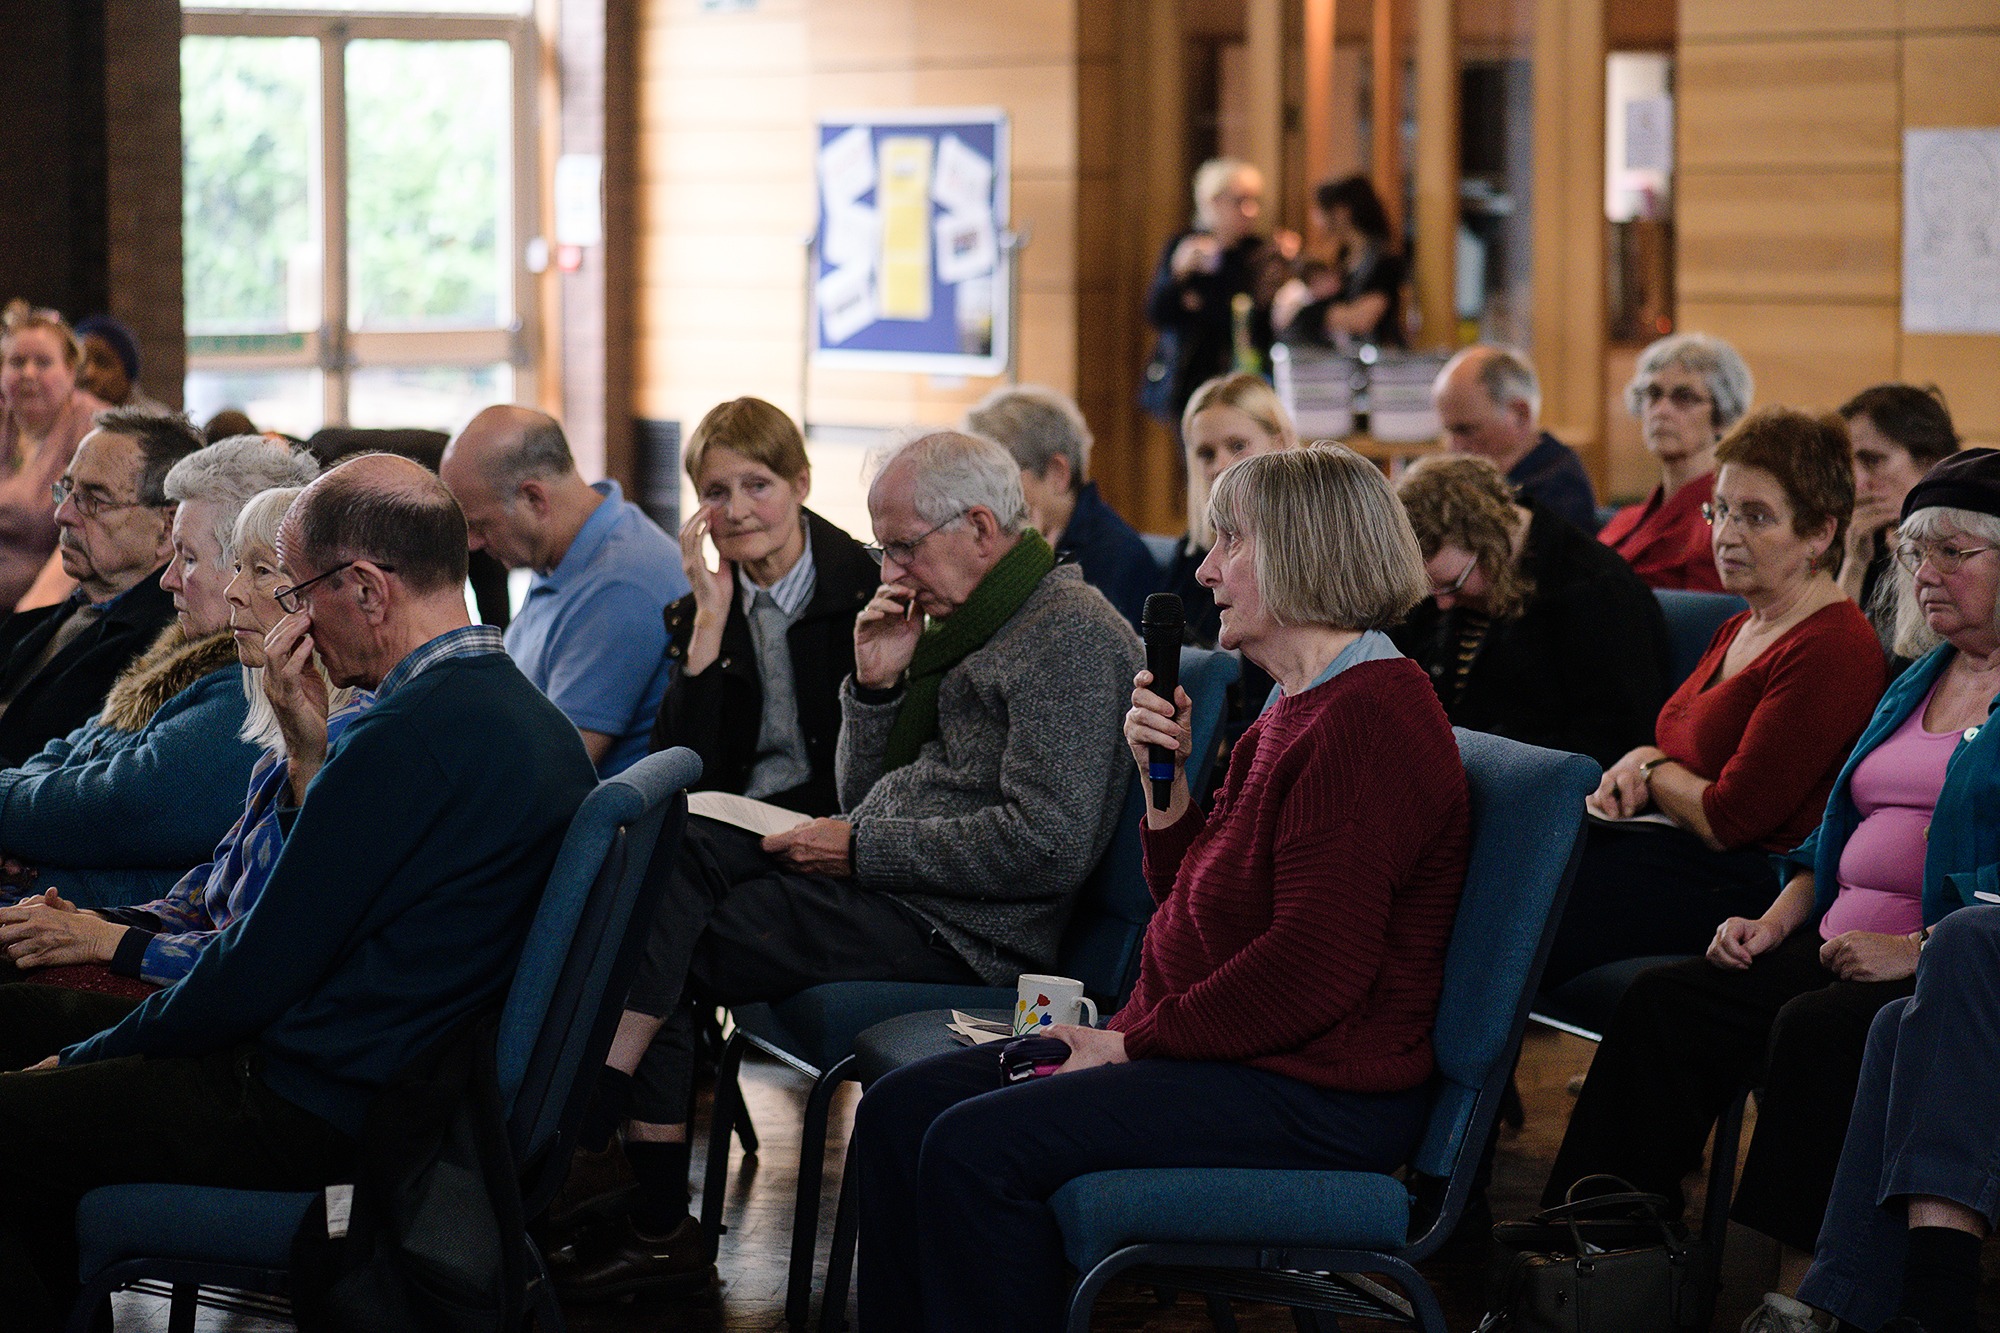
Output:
[1777, 643, 2000, 927]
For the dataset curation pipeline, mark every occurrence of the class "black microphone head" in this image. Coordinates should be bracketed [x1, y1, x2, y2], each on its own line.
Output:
[1142, 592, 1184, 634]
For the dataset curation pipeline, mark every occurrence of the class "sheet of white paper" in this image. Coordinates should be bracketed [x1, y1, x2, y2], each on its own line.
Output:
[686, 790, 811, 839]
[1583, 801, 1679, 829]
[949, 1010, 1010, 1032]
[947, 1022, 1012, 1046]
[934, 209, 997, 284]
[817, 263, 877, 345]
[930, 133, 993, 219]
[819, 125, 876, 207]
[823, 200, 880, 272]
[1903, 128, 2000, 335]
[1623, 96, 1673, 173]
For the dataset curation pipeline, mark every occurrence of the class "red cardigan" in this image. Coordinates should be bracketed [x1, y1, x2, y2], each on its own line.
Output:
[1599, 472, 1725, 592]
[1655, 601, 1886, 852]
[1109, 658, 1470, 1094]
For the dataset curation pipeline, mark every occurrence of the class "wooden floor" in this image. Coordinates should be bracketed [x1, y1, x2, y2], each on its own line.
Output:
[117, 1026, 2000, 1331]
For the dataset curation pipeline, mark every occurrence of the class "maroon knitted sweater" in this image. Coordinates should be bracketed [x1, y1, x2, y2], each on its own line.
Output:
[1108, 658, 1470, 1094]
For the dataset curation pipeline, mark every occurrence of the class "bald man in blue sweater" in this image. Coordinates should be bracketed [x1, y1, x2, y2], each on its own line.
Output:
[0, 455, 599, 1332]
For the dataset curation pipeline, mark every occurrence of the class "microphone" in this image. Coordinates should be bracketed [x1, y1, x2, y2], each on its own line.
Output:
[1141, 593, 1185, 810]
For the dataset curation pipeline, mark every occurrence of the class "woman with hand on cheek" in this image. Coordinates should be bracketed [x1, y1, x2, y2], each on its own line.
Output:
[851, 446, 1469, 1333]
[651, 397, 878, 817]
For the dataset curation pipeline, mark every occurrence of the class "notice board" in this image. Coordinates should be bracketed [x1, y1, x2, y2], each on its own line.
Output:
[812, 109, 1011, 376]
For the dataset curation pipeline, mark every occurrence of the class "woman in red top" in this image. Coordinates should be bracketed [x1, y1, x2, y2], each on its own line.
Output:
[1543, 409, 1887, 989]
[851, 446, 1470, 1333]
[1596, 332, 1755, 591]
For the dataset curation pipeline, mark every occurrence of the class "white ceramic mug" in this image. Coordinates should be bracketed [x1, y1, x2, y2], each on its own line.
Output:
[1013, 973, 1098, 1036]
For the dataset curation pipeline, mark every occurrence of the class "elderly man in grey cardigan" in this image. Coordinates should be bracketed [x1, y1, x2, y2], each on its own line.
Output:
[557, 430, 1142, 1299]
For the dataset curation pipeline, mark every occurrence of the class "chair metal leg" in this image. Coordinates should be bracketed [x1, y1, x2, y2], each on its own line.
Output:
[1695, 1084, 1750, 1330]
[1205, 1292, 1239, 1330]
[786, 1055, 855, 1331]
[818, 1137, 861, 1333]
[700, 1031, 748, 1263]
[1064, 1255, 1126, 1333]
[736, 1101, 760, 1155]
[168, 1283, 199, 1333]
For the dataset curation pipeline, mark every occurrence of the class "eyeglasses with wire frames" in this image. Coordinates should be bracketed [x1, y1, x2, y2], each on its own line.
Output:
[1700, 500, 1782, 533]
[1428, 553, 1480, 600]
[50, 479, 169, 520]
[1896, 539, 1999, 575]
[864, 510, 969, 567]
[273, 559, 396, 614]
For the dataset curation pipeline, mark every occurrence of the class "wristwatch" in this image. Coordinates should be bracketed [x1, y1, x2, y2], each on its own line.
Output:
[1638, 756, 1673, 782]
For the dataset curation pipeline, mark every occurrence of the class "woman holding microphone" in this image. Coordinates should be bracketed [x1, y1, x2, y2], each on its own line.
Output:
[851, 445, 1469, 1332]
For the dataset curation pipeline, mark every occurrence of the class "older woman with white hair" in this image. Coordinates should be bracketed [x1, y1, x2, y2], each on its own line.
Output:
[1551, 448, 2000, 1329]
[853, 446, 1469, 1332]
[0, 484, 373, 1020]
[1599, 331, 1756, 590]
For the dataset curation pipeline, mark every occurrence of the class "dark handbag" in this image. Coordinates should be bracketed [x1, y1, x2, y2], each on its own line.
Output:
[1476, 1176, 1715, 1333]
[1139, 329, 1181, 422]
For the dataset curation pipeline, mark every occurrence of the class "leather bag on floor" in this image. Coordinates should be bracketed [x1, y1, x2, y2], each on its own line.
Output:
[1475, 1175, 1715, 1333]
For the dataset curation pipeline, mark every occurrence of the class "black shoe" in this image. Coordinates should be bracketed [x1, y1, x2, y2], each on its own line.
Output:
[551, 1215, 714, 1302]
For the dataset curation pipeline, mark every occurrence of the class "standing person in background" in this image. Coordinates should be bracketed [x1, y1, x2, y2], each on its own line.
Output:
[966, 385, 1156, 628]
[0, 303, 108, 615]
[440, 406, 686, 777]
[1276, 176, 1406, 351]
[653, 396, 878, 817]
[1598, 332, 1755, 591]
[1838, 383, 1961, 650]
[1141, 158, 1289, 427]
[1431, 345, 1599, 534]
[71, 316, 163, 414]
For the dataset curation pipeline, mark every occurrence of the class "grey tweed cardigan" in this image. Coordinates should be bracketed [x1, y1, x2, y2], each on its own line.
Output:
[837, 563, 1143, 984]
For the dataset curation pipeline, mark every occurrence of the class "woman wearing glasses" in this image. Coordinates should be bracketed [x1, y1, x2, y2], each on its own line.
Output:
[0, 302, 109, 614]
[1548, 448, 2000, 1327]
[1543, 408, 1887, 991]
[1597, 332, 1756, 591]
[1390, 454, 1670, 768]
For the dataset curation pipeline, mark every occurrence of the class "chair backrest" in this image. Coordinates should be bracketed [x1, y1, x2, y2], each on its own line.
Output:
[1655, 588, 1747, 689]
[1139, 532, 1181, 573]
[495, 748, 701, 1192]
[305, 427, 450, 473]
[1410, 730, 1598, 1195]
[1056, 646, 1239, 1004]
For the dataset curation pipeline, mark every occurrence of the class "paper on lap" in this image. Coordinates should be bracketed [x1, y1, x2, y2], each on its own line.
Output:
[946, 1010, 1011, 1046]
[686, 791, 812, 838]
[1582, 800, 1678, 829]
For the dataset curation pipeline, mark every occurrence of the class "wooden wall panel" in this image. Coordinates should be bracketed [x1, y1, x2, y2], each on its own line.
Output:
[1679, 300, 1900, 413]
[1902, 337, 2000, 447]
[1676, 171, 1899, 301]
[1903, 34, 2000, 125]
[1680, 0, 1894, 40]
[1678, 39, 1900, 171]
[1903, 0, 2000, 32]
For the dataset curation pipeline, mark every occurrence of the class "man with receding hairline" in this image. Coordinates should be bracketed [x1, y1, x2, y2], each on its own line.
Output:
[442, 406, 684, 775]
[0, 453, 599, 1330]
[1434, 345, 1599, 534]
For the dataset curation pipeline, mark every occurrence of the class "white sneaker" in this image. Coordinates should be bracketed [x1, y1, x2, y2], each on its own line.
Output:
[1741, 1292, 1824, 1333]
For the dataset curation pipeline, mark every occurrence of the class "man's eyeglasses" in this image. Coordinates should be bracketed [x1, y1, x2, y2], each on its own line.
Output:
[273, 559, 396, 614]
[1896, 540, 1998, 575]
[864, 510, 968, 567]
[1638, 384, 1711, 411]
[1701, 501, 1781, 533]
[50, 479, 166, 520]
[1429, 553, 1479, 600]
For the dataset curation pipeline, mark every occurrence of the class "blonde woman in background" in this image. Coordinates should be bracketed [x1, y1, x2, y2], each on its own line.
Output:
[0, 303, 108, 613]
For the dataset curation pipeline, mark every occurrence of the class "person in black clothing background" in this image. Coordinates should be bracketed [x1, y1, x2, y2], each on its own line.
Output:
[1140, 158, 1290, 426]
[652, 396, 876, 818]
[1391, 454, 1670, 769]
[1278, 175, 1406, 351]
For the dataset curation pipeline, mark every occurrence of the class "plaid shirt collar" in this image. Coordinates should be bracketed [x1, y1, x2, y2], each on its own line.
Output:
[373, 624, 506, 701]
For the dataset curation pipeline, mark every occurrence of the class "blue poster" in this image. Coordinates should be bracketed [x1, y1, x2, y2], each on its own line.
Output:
[812, 108, 1011, 375]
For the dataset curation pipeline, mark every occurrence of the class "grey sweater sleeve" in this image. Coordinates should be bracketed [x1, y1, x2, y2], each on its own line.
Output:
[834, 679, 899, 814]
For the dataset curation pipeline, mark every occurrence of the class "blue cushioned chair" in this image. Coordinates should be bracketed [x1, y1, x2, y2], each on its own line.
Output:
[1655, 588, 1747, 690]
[1139, 532, 1182, 573]
[1039, 729, 1598, 1332]
[701, 646, 1239, 1330]
[63, 747, 704, 1333]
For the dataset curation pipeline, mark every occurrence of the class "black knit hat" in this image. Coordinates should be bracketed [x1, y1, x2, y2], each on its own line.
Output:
[1902, 447, 2000, 523]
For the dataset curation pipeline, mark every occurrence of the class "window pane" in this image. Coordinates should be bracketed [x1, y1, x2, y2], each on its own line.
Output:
[347, 40, 511, 331]
[185, 368, 325, 440]
[348, 365, 511, 434]
[182, 36, 320, 335]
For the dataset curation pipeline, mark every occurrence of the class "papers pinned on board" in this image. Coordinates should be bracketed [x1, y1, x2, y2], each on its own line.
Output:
[818, 124, 876, 208]
[935, 209, 997, 284]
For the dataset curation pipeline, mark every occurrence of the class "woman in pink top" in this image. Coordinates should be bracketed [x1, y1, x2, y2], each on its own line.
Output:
[0, 303, 108, 614]
[1550, 448, 2000, 1324]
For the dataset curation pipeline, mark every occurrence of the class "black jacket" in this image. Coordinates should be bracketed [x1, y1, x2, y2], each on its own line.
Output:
[0, 568, 176, 767]
[1390, 502, 1671, 769]
[651, 510, 877, 817]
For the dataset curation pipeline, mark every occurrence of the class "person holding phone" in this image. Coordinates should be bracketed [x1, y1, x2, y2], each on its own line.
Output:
[850, 445, 1469, 1332]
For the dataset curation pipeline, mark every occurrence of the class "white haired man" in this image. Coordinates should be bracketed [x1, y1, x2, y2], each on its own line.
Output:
[557, 430, 1142, 1298]
[1433, 345, 1599, 534]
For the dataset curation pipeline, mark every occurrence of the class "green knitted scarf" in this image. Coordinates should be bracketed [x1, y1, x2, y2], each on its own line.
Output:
[881, 528, 1055, 773]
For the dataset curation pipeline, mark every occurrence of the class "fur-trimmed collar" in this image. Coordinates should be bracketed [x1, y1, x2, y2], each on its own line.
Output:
[99, 625, 240, 732]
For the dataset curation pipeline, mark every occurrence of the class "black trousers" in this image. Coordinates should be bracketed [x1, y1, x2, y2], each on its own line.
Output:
[854, 1044, 1428, 1333]
[1544, 930, 1914, 1251]
[1541, 821, 1780, 991]
[623, 818, 979, 1122]
[0, 985, 352, 1332]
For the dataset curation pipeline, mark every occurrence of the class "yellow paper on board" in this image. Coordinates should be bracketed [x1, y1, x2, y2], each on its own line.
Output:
[877, 135, 934, 320]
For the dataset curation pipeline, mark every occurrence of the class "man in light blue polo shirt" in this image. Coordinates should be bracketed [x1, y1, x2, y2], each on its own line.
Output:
[442, 406, 687, 775]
